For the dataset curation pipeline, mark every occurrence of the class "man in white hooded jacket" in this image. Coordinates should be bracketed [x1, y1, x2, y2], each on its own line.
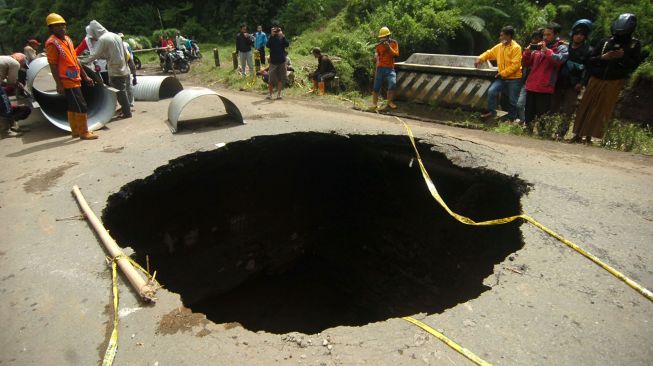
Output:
[85, 20, 131, 118]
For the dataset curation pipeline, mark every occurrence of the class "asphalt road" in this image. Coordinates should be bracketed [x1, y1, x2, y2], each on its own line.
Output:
[1, 80, 652, 366]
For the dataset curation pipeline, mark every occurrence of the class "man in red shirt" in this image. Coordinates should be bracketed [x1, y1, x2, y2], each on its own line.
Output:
[371, 26, 400, 110]
[45, 13, 98, 140]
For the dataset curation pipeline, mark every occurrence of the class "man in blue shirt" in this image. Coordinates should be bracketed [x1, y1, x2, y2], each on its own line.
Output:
[255, 25, 268, 65]
[266, 25, 290, 99]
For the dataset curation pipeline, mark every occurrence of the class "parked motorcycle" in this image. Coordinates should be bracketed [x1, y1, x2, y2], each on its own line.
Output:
[159, 49, 190, 73]
[183, 40, 202, 61]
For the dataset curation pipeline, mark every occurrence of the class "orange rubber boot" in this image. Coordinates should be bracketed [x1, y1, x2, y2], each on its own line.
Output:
[76, 113, 98, 140]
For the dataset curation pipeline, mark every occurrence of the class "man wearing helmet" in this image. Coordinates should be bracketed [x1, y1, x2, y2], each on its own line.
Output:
[552, 19, 593, 138]
[44, 13, 98, 140]
[371, 26, 399, 110]
[571, 13, 642, 144]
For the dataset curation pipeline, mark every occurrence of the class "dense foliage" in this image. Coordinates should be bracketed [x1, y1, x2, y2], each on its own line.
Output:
[1, 0, 651, 86]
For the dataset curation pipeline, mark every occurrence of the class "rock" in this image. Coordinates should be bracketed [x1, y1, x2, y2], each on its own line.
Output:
[300, 354, 307, 359]
[463, 319, 476, 327]
[322, 339, 329, 346]
[327, 345, 333, 350]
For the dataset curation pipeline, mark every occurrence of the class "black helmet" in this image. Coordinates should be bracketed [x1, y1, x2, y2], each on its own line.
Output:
[611, 13, 637, 37]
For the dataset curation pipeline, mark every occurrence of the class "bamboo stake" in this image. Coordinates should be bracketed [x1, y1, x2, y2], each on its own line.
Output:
[72, 185, 157, 302]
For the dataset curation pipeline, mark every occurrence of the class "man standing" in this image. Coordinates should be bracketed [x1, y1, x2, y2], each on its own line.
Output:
[571, 13, 641, 144]
[24, 39, 40, 64]
[76, 26, 109, 85]
[265, 25, 290, 99]
[236, 24, 255, 77]
[372, 26, 400, 110]
[44, 13, 98, 139]
[85, 20, 132, 119]
[255, 25, 268, 66]
[119, 33, 138, 110]
[308, 47, 336, 96]
[475, 26, 522, 121]
[522, 22, 568, 135]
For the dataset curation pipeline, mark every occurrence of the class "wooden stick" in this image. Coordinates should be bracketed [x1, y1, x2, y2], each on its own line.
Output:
[72, 185, 157, 302]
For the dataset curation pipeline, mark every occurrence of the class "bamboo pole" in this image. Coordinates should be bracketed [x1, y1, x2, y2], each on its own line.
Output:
[72, 185, 157, 302]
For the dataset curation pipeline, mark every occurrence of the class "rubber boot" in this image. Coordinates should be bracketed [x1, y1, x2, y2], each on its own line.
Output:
[68, 112, 80, 138]
[318, 81, 325, 96]
[77, 112, 98, 140]
[387, 90, 397, 109]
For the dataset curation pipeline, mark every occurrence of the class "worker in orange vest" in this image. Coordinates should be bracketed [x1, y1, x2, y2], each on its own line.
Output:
[44, 13, 98, 140]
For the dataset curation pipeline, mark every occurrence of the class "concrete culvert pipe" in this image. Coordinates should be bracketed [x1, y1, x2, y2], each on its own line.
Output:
[394, 53, 497, 110]
[133, 76, 183, 101]
[25, 57, 117, 132]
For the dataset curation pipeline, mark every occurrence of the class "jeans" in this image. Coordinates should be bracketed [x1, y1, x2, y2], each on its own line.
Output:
[487, 78, 522, 120]
[238, 51, 254, 76]
[516, 86, 527, 121]
[126, 76, 134, 106]
[373, 67, 396, 92]
[110, 75, 131, 116]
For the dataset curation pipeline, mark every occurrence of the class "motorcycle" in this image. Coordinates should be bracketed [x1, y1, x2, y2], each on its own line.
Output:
[159, 49, 190, 73]
[183, 40, 202, 61]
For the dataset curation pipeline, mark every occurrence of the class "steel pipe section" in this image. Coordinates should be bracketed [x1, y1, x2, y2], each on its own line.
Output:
[133, 76, 183, 101]
[25, 57, 116, 132]
[167, 87, 245, 133]
[394, 53, 498, 110]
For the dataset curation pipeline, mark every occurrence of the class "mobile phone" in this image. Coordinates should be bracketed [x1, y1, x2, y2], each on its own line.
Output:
[530, 44, 541, 51]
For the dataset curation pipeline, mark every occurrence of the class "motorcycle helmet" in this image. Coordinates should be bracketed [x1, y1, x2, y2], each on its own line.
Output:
[611, 13, 637, 37]
[570, 19, 592, 37]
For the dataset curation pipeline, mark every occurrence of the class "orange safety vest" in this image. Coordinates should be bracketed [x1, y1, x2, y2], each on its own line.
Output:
[45, 34, 82, 89]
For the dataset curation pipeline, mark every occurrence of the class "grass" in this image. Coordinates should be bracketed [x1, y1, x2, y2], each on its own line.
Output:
[601, 121, 653, 154]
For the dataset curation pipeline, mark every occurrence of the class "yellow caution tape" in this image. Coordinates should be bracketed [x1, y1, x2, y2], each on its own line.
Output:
[102, 254, 160, 366]
[402, 316, 492, 366]
[398, 117, 653, 302]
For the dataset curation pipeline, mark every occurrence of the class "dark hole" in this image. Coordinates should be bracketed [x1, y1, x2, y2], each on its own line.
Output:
[102, 133, 529, 334]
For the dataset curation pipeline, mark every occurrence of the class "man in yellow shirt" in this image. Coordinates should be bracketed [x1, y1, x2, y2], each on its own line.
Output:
[475, 26, 522, 121]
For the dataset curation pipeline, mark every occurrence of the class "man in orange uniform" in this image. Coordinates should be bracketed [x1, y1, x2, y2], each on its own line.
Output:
[372, 26, 400, 110]
[44, 13, 98, 140]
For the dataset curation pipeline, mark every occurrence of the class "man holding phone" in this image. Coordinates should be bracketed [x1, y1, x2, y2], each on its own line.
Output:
[522, 22, 568, 135]
[474, 26, 522, 121]
[266, 24, 290, 99]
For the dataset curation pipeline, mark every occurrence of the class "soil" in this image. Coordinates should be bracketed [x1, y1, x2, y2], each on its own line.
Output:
[617, 77, 653, 124]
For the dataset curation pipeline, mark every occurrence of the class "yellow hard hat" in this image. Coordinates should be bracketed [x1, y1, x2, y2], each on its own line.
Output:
[378, 26, 391, 38]
[46, 13, 66, 26]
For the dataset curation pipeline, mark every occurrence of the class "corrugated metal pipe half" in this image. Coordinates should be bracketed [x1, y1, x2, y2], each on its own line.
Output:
[133, 76, 183, 101]
[167, 87, 245, 133]
[25, 57, 117, 132]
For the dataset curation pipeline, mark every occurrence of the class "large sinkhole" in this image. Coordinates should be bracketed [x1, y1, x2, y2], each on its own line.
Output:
[103, 133, 528, 334]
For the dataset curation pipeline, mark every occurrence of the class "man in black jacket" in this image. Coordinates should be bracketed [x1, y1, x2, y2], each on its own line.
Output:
[552, 19, 593, 139]
[236, 24, 255, 77]
[571, 13, 642, 144]
[308, 47, 336, 96]
[553, 19, 593, 116]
